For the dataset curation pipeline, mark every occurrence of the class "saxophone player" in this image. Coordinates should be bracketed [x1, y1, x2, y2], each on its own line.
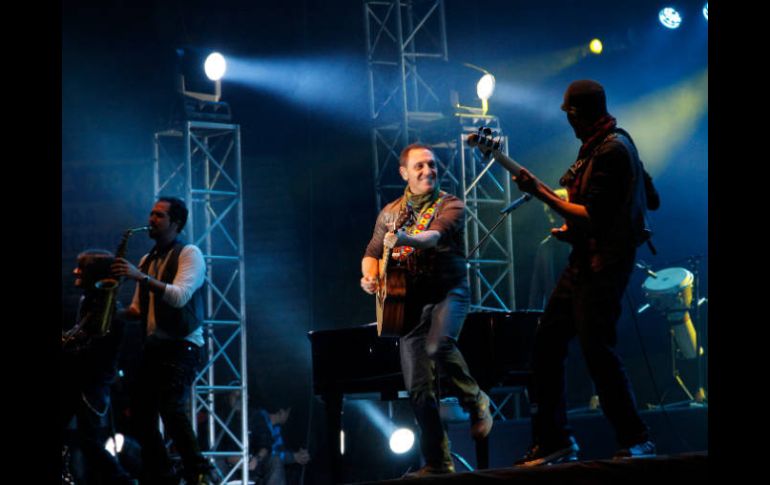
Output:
[62, 249, 135, 484]
[111, 197, 211, 485]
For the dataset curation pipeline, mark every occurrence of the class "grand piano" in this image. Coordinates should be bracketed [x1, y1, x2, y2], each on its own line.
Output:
[308, 310, 542, 481]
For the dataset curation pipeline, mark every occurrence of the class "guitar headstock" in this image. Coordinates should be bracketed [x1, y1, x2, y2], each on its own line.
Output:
[466, 126, 502, 157]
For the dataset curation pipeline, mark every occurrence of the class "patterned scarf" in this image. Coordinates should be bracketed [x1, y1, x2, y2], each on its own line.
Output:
[392, 185, 445, 261]
[401, 184, 441, 215]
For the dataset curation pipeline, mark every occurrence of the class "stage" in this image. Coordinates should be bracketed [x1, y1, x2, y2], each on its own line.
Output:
[335, 405, 707, 483]
[358, 452, 708, 484]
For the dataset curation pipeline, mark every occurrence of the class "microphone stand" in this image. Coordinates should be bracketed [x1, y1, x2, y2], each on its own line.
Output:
[467, 193, 533, 258]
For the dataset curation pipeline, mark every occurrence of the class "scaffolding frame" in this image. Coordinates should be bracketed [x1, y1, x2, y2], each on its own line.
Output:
[458, 118, 516, 312]
[364, 0, 449, 209]
[154, 120, 249, 484]
[429, 116, 516, 312]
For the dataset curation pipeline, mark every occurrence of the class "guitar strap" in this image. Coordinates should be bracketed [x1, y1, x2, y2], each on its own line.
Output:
[391, 191, 446, 261]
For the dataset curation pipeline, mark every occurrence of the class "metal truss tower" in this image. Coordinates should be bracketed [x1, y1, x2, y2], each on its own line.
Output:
[154, 121, 249, 484]
[364, 0, 516, 311]
[364, 0, 449, 209]
[457, 117, 516, 312]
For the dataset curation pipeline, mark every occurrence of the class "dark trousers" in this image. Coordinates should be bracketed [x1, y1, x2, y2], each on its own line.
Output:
[399, 284, 481, 466]
[529, 256, 649, 449]
[132, 339, 207, 484]
[61, 352, 133, 484]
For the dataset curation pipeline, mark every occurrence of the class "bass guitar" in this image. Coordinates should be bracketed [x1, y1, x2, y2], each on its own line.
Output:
[467, 126, 577, 243]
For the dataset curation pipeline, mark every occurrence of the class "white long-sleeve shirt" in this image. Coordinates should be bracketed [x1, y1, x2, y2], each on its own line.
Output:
[129, 244, 206, 346]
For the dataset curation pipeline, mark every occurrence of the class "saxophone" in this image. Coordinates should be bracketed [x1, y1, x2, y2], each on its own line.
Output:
[91, 226, 151, 337]
[62, 226, 149, 351]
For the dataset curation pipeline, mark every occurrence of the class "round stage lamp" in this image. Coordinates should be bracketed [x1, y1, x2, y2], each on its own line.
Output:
[659, 7, 682, 29]
[476, 73, 496, 101]
[205, 52, 227, 81]
[105, 433, 125, 457]
[589, 38, 603, 55]
[389, 428, 415, 454]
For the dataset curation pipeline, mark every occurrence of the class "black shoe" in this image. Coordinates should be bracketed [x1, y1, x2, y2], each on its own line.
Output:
[402, 463, 455, 478]
[613, 440, 656, 459]
[513, 437, 579, 467]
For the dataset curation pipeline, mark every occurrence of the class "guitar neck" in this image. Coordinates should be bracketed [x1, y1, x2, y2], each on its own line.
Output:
[490, 148, 523, 178]
[492, 149, 563, 201]
[379, 245, 391, 279]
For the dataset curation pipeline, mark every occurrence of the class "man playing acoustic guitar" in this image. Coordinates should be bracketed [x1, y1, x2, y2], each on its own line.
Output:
[360, 143, 492, 478]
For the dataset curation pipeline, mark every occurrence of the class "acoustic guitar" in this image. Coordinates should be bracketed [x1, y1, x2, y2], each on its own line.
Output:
[376, 214, 411, 337]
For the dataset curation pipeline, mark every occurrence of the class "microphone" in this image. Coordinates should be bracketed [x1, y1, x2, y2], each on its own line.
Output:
[635, 260, 657, 278]
[500, 193, 533, 214]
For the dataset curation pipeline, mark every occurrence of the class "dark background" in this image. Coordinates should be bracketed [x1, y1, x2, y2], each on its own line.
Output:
[61, 0, 709, 481]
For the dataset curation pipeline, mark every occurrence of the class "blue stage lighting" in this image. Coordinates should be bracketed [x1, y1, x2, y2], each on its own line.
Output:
[703, 3, 708, 21]
[389, 428, 415, 454]
[659, 7, 683, 29]
[204, 52, 227, 81]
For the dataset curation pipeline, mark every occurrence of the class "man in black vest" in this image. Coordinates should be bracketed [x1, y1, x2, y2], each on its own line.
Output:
[509, 80, 659, 466]
[113, 197, 210, 485]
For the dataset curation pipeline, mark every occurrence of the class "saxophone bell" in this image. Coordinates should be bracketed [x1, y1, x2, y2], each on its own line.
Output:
[94, 277, 119, 290]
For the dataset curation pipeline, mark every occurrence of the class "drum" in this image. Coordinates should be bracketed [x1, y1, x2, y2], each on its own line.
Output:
[642, 267, 693, 316]
[642, 267, 698, 359]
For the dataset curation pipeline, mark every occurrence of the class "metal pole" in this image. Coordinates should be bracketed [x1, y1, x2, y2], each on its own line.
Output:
[394, 0, 409, 146]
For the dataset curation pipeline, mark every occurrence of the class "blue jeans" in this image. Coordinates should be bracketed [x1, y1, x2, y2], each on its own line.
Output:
[399, 283, 482, 466]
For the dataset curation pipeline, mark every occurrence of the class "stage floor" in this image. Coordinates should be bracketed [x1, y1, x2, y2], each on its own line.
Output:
[446, 404, 707, 468]
[357, 452, 708, 484]
[340, 404, 707, 484]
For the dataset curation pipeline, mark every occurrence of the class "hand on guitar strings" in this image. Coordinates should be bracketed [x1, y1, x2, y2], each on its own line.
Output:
[383, 228, 407, 249]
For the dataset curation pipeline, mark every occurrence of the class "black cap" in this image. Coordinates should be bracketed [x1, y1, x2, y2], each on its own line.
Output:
[562, 79, 607, 121]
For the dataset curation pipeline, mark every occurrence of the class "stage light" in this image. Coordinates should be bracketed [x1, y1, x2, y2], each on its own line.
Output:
[659, 7, 682, 29]
[589, 38, 603, 55]
[703, 3, 708, 21]
[476, 73, 496, 101]
[389, 428, 415, 454]
[175, 47, 231, 121]
[340, 430, 345, 455]
[105, 433, 125, 456]
[204, 52, 227, 81]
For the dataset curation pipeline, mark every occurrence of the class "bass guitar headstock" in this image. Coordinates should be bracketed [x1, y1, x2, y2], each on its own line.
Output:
[466, 126, 502, 158]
